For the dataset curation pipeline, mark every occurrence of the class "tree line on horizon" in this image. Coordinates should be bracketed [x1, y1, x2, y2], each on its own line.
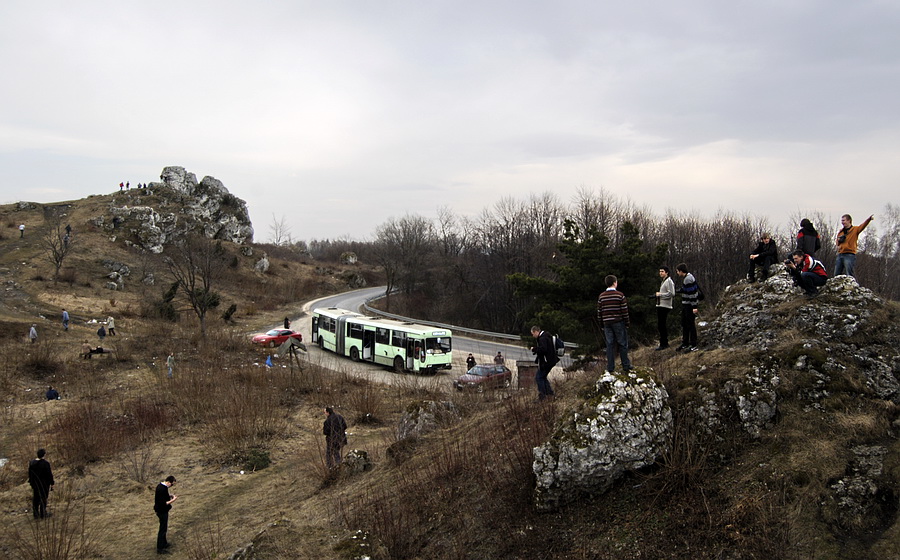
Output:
[278, 189, 900, 348]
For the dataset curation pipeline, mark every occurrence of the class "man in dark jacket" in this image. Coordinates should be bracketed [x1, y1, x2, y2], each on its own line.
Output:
[28, 448, 54, 518]
[154, 475, 177, 554]
[530, 326, 559, 401]
[747, 233, 778, 282]
[323, 407, 348, 469]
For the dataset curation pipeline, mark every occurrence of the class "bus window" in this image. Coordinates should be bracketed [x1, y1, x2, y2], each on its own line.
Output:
[375, 327, 390, 345]
[392, 331, 407, 348]
[349, 323, 364, 339]
[427, 337, 450, 353]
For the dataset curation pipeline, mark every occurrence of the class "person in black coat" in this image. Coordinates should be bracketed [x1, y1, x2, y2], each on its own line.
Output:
[747, 233, 778, 282]
[154, 476, 178, 554]
[796, 218, 821, 257]
[28, 448, 54, 518]
[530, 326, 559, 401]
[323, 407, 348, 469]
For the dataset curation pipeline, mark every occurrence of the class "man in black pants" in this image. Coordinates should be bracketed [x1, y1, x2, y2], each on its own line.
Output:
[28, 448, 54, 518]
[154, 475, 178, 554]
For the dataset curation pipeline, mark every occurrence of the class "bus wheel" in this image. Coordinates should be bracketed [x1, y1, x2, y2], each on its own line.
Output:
[393, 356, 405, 373]
[350, 347, 360, 362]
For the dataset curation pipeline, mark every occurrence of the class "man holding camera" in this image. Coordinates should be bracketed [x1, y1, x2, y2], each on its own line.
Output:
[786, 250, 828, 297]
[835, 213, 873, 277]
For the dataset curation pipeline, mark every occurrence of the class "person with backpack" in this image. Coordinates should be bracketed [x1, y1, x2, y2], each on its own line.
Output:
[530, 326, 559, 401]
[597, 275, 633, 373]
[796, 218, 821, 257]
[675, 263, 700, 352]
[785, 250, 828, 297]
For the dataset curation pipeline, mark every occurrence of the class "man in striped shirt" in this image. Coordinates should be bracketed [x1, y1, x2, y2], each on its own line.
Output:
[597, 275, 632, 373]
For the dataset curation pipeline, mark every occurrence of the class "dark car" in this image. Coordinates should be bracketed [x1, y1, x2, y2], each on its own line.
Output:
[452, 364, 512, 391]
[252, 329, 303, 348]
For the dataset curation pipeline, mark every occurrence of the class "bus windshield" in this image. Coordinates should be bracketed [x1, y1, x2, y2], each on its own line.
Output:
[427, 337, 451, 354]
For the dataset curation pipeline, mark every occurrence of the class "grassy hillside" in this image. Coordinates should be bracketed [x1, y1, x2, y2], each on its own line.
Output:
[2, 194, 900, 559]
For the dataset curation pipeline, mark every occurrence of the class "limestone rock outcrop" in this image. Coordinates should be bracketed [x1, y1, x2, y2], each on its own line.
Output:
[95, 165, 253, 253]
[533, 370, 671, 511]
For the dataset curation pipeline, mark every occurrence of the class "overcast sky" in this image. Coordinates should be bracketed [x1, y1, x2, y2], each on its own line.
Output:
[1, 1, 897, 241]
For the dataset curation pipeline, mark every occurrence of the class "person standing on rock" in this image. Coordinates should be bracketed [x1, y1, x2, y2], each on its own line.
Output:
[835, 213, 874, 277]
[598, 275, 633, 373]
[796, 218, 821, 257]
[654, 266, 675, 350]
[323, 407, 348, 469]
[530, 326, 559, 401]
[675, 263, 700, 352]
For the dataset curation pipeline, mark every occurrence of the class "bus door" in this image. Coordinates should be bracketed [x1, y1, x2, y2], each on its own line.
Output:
[311, 316, 319, 344]
[407, 339, 418, 370]
[362, 330, 375, 361]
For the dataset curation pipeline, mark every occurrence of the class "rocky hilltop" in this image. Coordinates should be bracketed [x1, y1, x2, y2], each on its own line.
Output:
[534, 270, 900, 555]
[91, 165, 253, 253]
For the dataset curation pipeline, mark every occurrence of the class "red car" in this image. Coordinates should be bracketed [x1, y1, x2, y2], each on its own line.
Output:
[252, 329, 303, 348]
[452, 364, 512, 391]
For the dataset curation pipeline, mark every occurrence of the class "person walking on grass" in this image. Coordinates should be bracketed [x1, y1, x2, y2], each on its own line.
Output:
[323, 407, 348, 469]
[19, 224, 25, 238]
[166, 352, 175, 378]
[28, 448, 54, 519]
[62, 309, 69, 331]
[597, 275, 633, 373]
[154, 475, 177, 554]
[29, 324, 38, 343]
[97, 324, 106, 343]
[107, 316, 116, 336]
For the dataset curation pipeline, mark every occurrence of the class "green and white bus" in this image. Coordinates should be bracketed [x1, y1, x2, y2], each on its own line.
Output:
[311, 307, 453, 374]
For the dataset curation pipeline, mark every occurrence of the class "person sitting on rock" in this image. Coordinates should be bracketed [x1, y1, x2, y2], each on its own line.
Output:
[747, 233, 778, 282]
[785, 250, 828, 297]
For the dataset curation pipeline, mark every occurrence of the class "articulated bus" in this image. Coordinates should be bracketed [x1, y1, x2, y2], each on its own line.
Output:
[310, 307, 453, 374]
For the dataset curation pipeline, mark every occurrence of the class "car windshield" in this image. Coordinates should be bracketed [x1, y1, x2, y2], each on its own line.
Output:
[468, 366, 491, 376]
[265, 329, 282, 336]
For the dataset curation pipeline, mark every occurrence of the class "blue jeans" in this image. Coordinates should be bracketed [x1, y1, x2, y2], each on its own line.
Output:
[604, 321, 632, 372]
[535, 363, 554, 399]
[835, 253, 856, 277]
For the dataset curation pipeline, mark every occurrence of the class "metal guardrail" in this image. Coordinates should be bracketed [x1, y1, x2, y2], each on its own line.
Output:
[362, 293, 577, 350]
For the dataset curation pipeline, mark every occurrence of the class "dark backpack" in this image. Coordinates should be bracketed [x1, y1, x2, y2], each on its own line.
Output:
[553, 334, 566, 357]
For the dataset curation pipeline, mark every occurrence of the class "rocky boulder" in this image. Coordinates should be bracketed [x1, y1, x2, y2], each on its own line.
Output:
[397, 401, 460, 441]
[533, 370, 672, 511]
[98, 166, 254, 252]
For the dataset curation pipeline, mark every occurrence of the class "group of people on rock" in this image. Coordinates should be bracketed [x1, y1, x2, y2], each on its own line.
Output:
[573, 212, 878, 381]
[746, 213, 874, 297]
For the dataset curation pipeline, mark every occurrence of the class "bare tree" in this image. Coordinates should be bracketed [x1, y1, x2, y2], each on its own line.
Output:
[269, 214, 292, 246]
[41, 207, 75, 282]
[163, 234, 228, 336]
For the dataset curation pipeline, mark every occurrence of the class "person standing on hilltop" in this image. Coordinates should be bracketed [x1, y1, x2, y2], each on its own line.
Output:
[835, 213, 874, 277]
[654, 266, 675, 350]
[796, 219, 821, 257]
[597, 274, 632, 373]
[675, 263, 700, 352]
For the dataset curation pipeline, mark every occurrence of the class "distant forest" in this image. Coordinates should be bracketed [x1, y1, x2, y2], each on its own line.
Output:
[280, 189, 900, 349]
